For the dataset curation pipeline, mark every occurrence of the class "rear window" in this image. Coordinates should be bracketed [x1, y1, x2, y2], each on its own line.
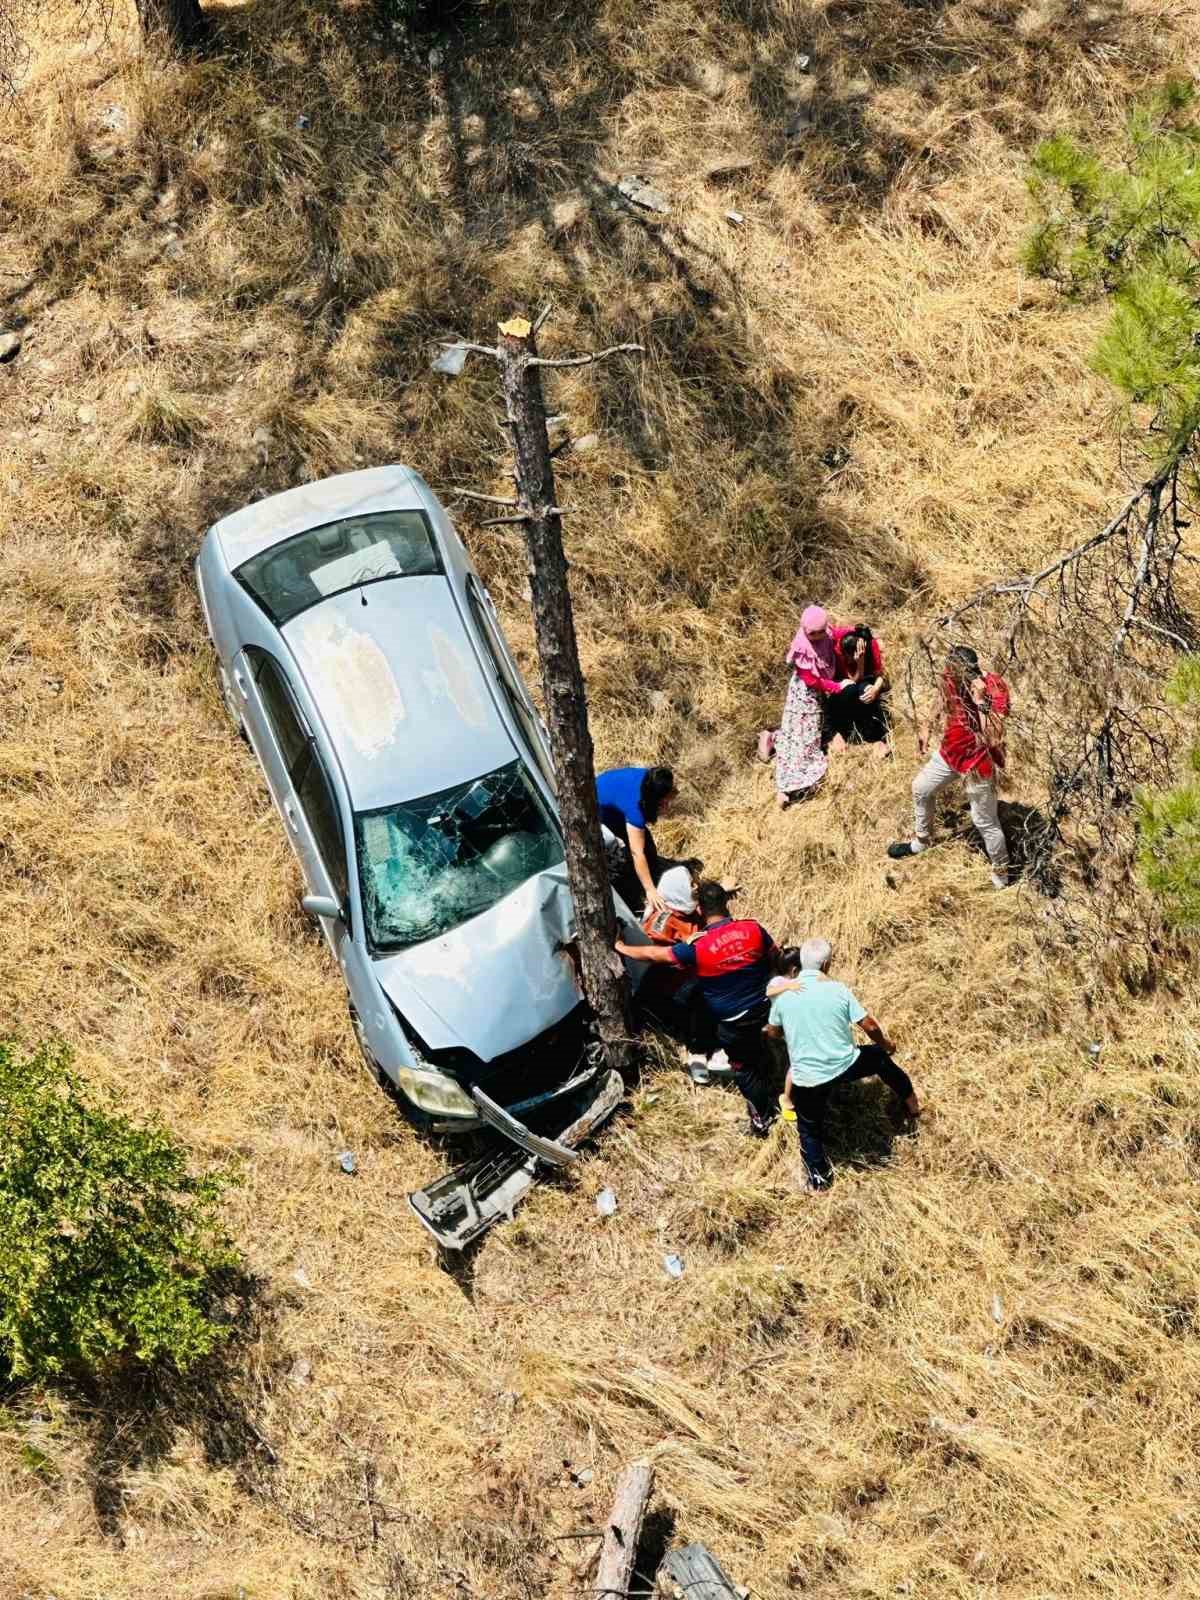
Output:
[235, 510, 442, 625]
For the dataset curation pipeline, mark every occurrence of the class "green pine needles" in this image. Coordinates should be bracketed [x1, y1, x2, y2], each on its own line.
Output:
[0, 1042, 240, 1380]
[1136, 656, 1200, 928]
[1025, 78, 1200, 457]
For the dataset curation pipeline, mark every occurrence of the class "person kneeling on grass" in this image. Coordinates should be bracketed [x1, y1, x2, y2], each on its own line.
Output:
[616, 881, 779, 1135]
[764, 939, 920, 1191]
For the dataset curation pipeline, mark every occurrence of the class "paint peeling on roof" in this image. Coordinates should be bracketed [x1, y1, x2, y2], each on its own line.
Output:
[290, 610, 406, 759]
[425, 626, 488, 730]
[280, 575, 517, 809]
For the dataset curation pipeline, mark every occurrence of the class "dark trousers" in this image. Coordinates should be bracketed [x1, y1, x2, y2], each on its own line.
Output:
[792, 1044, 913, 1187]
[825, 684, 888, 745]
[717, 1003, 776, 1129]
[674, 978, 717, 1056]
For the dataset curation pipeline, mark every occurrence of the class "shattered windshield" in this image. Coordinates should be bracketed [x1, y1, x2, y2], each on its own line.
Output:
[235, 511, 441, 626]
[355, 761, 565, 952]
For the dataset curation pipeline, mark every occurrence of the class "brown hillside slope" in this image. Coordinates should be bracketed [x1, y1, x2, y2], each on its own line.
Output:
[2, 1, 1199, 1596]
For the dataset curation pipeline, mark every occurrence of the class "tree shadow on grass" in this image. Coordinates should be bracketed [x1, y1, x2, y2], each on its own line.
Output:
[69, 1266, 277, 1541]
[821, 1078, 910, 1175]
[732, 0, 1139, 218]
[71, 0, 937, 641]
[942, 795, 1061, 895]
[9, 0, 1144, 637]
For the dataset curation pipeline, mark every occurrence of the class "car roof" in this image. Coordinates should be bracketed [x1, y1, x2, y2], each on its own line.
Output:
[282, 577, 519, 810]
[212, 465, 426, 570]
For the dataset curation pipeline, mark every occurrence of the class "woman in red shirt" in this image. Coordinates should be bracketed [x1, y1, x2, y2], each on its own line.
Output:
[825, 622, 889, 756]
[887, 644, 1011, 887]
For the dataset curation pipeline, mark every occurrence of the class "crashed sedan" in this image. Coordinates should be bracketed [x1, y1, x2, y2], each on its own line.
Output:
[195, 465, 640, 1189]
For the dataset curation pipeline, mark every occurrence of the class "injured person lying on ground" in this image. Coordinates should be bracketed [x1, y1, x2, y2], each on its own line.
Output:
[616, 880, 781, 1135]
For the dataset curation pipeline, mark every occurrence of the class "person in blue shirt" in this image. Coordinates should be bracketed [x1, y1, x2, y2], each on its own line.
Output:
[595, 764, 677, 913]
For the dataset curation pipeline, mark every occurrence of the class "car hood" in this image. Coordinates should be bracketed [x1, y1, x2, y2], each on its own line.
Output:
[372, 862, 583, 1061]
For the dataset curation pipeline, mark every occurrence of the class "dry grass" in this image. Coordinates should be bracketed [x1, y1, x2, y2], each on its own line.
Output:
[3, 0, 1200, 1595]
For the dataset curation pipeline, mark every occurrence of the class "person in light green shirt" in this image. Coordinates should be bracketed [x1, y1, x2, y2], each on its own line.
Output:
[765, 938, 920, 1190]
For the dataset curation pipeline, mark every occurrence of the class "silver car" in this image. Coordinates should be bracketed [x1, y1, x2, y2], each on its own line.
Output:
[195, 464, 639, 1137]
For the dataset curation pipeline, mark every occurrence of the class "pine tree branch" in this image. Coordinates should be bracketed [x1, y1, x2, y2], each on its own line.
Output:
[528, 344, 645, 369]
[931, 476, 1158, 634]
[1112, 513, 1159, 661]
[439, 341, 501, 360]
[447, 489, 520, 507]
[1128, 616, 1193, 648]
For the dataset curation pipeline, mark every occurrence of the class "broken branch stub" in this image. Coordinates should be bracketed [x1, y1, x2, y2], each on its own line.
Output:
[529, 343, 644, 370]
[447, 488, 519, 508]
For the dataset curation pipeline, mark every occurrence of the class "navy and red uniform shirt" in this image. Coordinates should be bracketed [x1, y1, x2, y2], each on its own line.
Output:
[669, 917, 777, 1019]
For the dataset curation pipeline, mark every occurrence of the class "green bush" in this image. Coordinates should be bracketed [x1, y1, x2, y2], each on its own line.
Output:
[1137, 656, 1200, 927]
[1024, 79, 1200, 457]
[0, 1041, 240, 1379]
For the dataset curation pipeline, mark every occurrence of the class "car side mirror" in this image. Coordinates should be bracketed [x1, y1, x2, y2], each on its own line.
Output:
[302, 893, 344, 923]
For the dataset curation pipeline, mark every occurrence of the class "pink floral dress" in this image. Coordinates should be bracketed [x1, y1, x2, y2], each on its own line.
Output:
[774, 670, 828, 796]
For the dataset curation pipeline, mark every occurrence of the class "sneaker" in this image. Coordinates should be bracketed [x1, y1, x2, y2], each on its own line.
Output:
[757, 729, 776, 763]
[706, 1049, 733, 1078]
[887, 839, 926, 860]
[744, 1110, 775, 1139]
[796, 1163, 833, 1194]
[686, 1055, 711, 1085]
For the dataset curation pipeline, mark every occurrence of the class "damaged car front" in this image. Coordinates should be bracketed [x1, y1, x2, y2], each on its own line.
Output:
[356, 761, 602, 1135]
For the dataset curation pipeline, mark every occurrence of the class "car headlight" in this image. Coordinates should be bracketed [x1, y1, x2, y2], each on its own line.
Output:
[394, 1065, 478, 1119]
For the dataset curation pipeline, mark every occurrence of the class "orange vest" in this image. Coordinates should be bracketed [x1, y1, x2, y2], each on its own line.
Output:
[641, 906, 700, 946]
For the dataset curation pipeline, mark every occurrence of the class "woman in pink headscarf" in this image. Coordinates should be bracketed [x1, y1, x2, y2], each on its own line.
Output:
[759, 605, 845, 808]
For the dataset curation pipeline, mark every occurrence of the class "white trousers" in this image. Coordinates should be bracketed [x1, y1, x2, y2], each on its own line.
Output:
[912, 752, 1009, 871]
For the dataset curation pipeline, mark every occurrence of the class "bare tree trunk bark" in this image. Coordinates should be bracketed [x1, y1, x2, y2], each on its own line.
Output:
[496, 319, 635, 1078]
[135, 0, 205, 48]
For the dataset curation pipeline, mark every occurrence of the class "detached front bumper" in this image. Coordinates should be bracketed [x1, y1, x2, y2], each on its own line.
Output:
[425, 1059, 598, 1135]
[408, 1068, 624, 1249]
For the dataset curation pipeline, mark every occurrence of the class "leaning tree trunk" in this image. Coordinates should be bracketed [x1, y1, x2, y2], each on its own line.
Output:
[135, 0, 205, 48]
[496, 320, 635, 1078]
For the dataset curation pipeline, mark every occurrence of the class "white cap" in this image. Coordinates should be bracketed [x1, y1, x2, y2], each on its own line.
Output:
[657, 865, 697, 913]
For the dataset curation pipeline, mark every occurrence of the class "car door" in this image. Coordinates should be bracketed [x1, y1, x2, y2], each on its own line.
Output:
[466, 576, 557, 794]
[290, 731, 402, 1072]
[236, 646, 316, 862]
[237, 646, 399, 1071]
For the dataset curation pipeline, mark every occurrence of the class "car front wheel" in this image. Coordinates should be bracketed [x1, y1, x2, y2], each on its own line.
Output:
[348, 1003, 423, 1123]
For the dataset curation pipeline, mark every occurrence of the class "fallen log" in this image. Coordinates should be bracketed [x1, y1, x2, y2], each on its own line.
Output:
[595, 1457, 654, 1599]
